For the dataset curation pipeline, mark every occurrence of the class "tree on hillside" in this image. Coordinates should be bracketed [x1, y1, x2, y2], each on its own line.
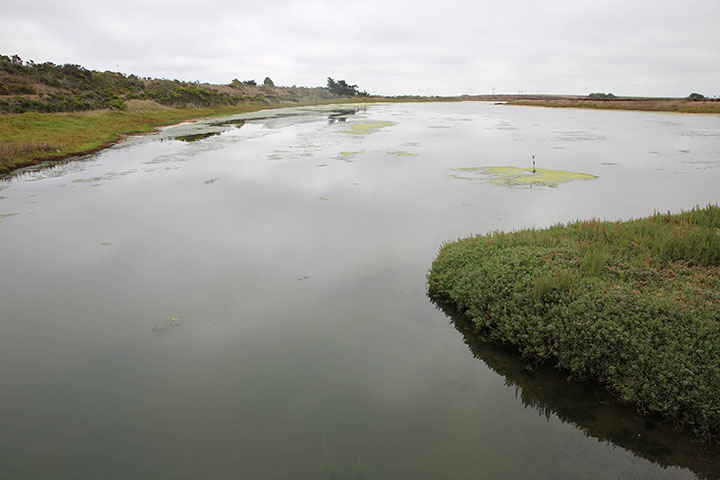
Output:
[326, 77, 368, 96]
[688, 92, 705, 101]
[263, 77, 274, 87]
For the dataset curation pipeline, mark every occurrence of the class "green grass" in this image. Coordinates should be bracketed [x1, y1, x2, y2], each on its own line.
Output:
[428, 205, 720, 440]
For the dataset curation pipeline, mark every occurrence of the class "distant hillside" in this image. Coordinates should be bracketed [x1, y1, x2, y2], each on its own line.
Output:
[0, 54, 337, 113]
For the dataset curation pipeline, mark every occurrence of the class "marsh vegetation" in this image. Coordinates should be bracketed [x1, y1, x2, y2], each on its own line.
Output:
[428, 206, 720, 439]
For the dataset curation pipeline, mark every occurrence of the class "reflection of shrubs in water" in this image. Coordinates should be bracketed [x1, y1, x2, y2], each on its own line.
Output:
[431, 298, 720, 480]
[210, 119, 246, 127]
[174, 132, 222, 142]
[327, 108, 361, 124]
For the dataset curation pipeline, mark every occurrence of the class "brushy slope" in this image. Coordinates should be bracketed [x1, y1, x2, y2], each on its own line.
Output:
[0, 54, 336, 114]
[428, 205, 720, 439]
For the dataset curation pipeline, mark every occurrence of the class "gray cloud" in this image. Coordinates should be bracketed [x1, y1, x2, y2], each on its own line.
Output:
[2, 0, 719, 97]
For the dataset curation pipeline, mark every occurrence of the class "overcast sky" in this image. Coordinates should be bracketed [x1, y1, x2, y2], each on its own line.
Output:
[2, 0, 719, 97]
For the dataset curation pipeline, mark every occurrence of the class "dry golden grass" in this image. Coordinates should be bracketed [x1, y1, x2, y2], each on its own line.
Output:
[506, 98, 720, 114]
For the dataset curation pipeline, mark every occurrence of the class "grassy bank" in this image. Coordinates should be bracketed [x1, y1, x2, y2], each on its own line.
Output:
[0, 98, 378, 175]
[0, 102, 259, 174]
[428, 205, 720, 440]
[505, 97, 720, 115]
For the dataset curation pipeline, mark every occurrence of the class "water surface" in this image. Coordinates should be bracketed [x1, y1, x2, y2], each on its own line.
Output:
[1, 102, 719, 479]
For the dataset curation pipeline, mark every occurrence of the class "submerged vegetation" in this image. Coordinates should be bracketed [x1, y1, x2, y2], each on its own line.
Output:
[428, 205, 720, 440]
[451, 166, 597, 188]
[343, 121, 396, 135]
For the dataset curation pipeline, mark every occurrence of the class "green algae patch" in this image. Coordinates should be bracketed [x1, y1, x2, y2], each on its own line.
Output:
[336, 151, 363, 162]
[448, 174, 474, 181]
[386, 151, 418, 157]
[453, 166, 597, 188]
[152, 315, 181, 333]
[0, 213, 18, 220]
[339, 151, 362, 157]
[343, 121, 396, 135]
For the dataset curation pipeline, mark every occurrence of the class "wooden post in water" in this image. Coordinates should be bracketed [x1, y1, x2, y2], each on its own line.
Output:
[532, 155, 536, 173]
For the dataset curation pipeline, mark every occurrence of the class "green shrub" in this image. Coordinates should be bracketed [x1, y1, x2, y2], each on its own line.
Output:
[0, 80, 36, 94]
[142, 83, 238, 107]
[589, 92, 616, 99]
[428, 205, 720, 439]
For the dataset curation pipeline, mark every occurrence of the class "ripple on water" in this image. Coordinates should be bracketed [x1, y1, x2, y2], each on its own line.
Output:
[551, 130, 607, 142]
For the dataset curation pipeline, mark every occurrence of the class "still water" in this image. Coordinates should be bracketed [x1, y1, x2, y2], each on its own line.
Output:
[1, 102, 719, 479]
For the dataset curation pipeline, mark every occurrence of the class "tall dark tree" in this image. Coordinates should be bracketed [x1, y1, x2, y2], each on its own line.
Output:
[325, 77, 367, 96]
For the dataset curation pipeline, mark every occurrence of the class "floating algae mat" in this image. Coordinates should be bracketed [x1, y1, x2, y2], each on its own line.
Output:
[452, 166, 598, 188]
[343, 121, 396, 134]
[386, 151, 418, 157]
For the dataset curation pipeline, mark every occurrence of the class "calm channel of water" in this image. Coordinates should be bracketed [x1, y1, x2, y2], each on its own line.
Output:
[1, 102, 719, 479]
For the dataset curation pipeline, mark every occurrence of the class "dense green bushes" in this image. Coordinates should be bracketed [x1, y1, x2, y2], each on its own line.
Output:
[0, 89, 126, 113]
[428, 206, 720, 440]
[1, 55, 144, 94]
[140, 83, 239, 107]
[0, 55, 258, 113]
[0, 79, 35, 95]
